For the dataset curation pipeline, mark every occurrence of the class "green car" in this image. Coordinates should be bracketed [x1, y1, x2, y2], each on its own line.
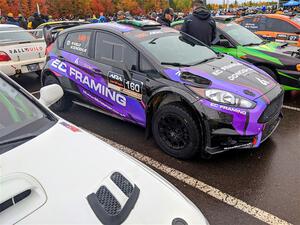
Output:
[171, 18, 300, 91]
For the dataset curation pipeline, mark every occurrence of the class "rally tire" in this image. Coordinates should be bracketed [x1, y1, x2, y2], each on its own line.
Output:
[152, 103, 202, 159]
[43, 75, 73, 112]
[257, 66, 277, 81]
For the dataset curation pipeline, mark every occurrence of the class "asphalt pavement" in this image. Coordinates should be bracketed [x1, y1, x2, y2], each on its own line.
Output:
[14, 73, 300, 225]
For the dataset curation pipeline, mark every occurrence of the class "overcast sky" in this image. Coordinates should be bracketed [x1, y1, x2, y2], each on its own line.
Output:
[207, 0, 275, 3]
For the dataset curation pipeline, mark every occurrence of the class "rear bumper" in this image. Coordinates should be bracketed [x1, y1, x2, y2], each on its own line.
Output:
[0, 57, 46, 76]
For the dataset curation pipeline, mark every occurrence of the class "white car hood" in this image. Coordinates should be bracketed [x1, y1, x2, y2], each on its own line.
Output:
[0, 120, 207, 225]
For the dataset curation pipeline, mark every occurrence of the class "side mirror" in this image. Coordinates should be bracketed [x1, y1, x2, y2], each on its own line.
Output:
[39, 84, 64, 107]
[219, 39, 233, 48]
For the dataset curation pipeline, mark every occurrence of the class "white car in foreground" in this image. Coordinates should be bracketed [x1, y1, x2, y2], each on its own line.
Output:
[0, 25, 45, 76]
[0, 72, 209, 225]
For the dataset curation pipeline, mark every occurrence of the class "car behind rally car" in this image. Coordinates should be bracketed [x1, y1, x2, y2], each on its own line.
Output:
[0, 71, 209, 225]
[172, 18, 300, 91]
[0, 24, 45, 76]
[236, 14, 300, 46]
[212, 17, 300, 91]
[42, 20, 283, 159]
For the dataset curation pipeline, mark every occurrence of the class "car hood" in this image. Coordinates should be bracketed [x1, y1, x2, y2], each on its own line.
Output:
[164, 56, 278, 101]
[240, 42, 300, 66]
[0, 120, 207, 225]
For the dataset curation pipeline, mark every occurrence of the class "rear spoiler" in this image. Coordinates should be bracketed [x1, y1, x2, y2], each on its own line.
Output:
[43, 22, 88, 46]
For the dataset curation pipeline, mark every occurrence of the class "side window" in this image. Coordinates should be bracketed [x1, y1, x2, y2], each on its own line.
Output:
[95, 32, 138, 70]
[266, 18, 299, 33]
[63, 31, 91, 57]
[140, 55, 158, 75]
[58, 33, 67, 49]
[240, 17, 259, 31]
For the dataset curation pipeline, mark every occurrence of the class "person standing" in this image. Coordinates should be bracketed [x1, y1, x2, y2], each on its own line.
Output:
[31, 13, 44, 29]
[181, 0, 216, 46]
[156, 8, 174, 27]
[6, 13, 19, 26]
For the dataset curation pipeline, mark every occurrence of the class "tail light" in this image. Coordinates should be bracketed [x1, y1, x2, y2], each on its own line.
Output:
[0, 51, 11, 62]
[45, 43, 53, 56]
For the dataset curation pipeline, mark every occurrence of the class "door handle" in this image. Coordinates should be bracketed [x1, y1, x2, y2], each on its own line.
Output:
[58, 56, 64, 60]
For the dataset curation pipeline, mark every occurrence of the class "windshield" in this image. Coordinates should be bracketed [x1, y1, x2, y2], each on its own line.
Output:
[0, 76, 55, 153]
[140, 33, 217, 66]
[0, 27, 36, 42]
[220, 22, 263, 46]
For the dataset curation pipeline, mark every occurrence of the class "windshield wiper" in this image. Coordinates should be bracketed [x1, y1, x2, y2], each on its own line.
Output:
[191, 57, 218, 66]
[161, 62, 192, 67]
[0, 133, 38, 146]
[243, 42, 262, 46]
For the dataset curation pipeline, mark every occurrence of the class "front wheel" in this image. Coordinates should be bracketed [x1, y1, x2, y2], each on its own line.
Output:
[152, 103, 203, 159]
[43, 75, 73, 112]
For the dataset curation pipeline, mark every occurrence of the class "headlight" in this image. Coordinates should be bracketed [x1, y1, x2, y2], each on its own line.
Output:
[189, 87, 256, 109]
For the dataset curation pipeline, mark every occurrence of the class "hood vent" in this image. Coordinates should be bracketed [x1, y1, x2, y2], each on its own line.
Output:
[180, 72, 211, 86]
[87, 172, 140, 225]
[0, 189, 31, 213]
[96, 186, 121, 216]
[111, 172, 134, 198]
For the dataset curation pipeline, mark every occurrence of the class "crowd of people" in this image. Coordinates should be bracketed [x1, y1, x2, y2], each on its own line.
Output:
[1, 0, 300, 46]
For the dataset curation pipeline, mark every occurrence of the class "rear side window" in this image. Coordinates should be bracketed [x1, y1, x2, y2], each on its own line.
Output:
[63, 31, 91, 57]
[266, 18, 299, 33]
[95, 32, 138, 70]
[240, 17, 258, 31]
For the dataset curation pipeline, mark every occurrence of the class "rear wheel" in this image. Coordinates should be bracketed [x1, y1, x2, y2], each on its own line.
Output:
[152, 103, 202, 159]
[257, 66, 277, 81]
[43, 75, 73, 112]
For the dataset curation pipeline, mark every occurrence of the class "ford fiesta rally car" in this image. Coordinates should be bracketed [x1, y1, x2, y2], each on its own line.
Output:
[0, 24, 45, 76]
[41, 20, 284, 159]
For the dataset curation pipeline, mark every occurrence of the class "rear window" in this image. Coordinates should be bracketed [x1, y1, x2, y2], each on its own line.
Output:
[63, 31, 91, 57]
[0, 27, 36, 43]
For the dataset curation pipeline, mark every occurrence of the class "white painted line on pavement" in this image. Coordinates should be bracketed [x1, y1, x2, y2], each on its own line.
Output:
[88, 131, 293, 225]
[283, 105, 300, 112]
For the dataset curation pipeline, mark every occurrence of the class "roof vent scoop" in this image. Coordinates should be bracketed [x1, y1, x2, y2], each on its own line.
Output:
[87, 172, 140, 225]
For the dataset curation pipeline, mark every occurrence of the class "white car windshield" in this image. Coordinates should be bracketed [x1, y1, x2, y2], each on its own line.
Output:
[0, 27, 36, 43]
[0, 75, 56, 153]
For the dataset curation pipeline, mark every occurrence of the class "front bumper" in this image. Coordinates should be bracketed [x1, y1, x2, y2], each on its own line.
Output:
[194, 86, 284, 155]
[0, 57, 45, 76]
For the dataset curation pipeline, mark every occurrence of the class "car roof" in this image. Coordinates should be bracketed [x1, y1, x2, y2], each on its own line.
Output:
[60, 21, 177, 40]
[238, 14, 300, 28]
[38, 20, 89, 28]
[0, 24, 19, 28]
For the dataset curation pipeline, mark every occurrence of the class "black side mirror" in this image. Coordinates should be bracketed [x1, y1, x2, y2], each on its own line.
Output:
[219, 39, 233, 48]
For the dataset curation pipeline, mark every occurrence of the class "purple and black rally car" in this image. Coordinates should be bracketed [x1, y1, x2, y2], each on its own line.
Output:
[41, 20, 283, 159]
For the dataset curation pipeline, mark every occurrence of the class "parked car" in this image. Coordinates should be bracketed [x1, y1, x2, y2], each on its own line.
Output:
[212, 17, 300, 91]
[236, 14, 300, 47]
[0, 24, 45, 76]
[41, 20, 283, 159]
[33, 21, 89, 39]
[0, 71, 209, 225]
